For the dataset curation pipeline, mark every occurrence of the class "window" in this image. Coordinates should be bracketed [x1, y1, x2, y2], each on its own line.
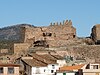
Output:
[44, 69, 45, 72]
[93, 65, 98, 69]
[36, 68, 40, 74]
[51, 70, 54, 73]
[8, 67, 14, 74]
[52, 65, 55, 69]
[0, 67, 3, 73]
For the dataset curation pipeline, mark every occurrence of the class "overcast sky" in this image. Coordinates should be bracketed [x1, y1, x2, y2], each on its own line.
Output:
[0, 0, 100, 37]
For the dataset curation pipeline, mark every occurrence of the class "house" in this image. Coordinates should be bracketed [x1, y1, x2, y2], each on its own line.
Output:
[21, 58, 47, 75]
[57, 63, 100, 75]
[15, 53, 66, 75]
[82, 63, 100, 75]
[0, 64, 20, 75]
[56, 64, 85, 75]
[21, 54, 60, 75]
[28, 53, 66, 67]
[50, 54, 66, 67]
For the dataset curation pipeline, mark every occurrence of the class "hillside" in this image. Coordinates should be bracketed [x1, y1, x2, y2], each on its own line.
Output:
[0, 24, 35, 41]
[0, 24, 35, 49]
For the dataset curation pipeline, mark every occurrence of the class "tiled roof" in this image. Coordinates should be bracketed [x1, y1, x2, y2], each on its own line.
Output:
[22, 58, 47, 67]
[59, 64, 85, 71]
[38, 54, 57, 61]
[32, 53, 57, 64]
[0, 64, 20, 67]
[50, 54, 64, 60]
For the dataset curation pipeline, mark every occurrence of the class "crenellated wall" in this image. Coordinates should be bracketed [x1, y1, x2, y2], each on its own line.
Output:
[20, 20, 76, 47]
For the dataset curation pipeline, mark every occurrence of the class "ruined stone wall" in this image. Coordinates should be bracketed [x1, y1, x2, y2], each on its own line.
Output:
[46, 20, 76, 41]
[91, 24, 100, 44]
[21, 26, 44, 42]
[21, 20, 76, 47]
[0, 49, 8, 53]
[72, 45, 100, 62]
[14, 43, 31, 53]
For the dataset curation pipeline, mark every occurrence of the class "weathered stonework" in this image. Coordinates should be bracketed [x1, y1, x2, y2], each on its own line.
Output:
[13, 43, 31, 53]
[91, 24, 100, 44]
[0, 49, 8, 54]
[21, 20, 76, 47]
[72, 45, 100, 62]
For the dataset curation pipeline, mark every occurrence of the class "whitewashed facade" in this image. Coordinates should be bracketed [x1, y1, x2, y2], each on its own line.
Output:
[57, 60, 66, 67]
[31, 64, 59, 75]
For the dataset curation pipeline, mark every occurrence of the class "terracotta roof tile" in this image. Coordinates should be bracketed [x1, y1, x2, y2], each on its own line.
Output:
[59, 64, 85, 71]
[0, 64, 20, 67]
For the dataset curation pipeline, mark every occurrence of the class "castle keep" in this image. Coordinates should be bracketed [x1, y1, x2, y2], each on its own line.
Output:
[21, 20, 76, 47]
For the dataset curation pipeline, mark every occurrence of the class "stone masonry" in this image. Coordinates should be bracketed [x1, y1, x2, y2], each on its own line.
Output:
[91, 24, 100, 44]
[20, 20, 76, 47]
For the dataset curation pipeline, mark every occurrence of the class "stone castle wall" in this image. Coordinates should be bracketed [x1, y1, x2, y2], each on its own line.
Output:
[71, 45, 100, 62]
[13, 20, 76, 53]
[20, 20, 76, 47]
[14, 43, 31, 53]
[91, 24, 100, 44]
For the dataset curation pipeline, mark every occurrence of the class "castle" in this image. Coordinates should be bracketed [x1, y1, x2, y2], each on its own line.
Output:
[13, 19, 100, 55]
[20, 20, 76, 47]
[1, 19, 100, 63]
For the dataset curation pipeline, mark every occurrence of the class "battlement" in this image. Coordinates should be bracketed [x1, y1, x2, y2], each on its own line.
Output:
[49, 20, 72, 26]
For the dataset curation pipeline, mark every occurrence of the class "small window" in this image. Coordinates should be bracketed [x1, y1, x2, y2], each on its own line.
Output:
[8, 67, 14, 74]
[0, 67, 3, 73]
[93, 65, 98, 69]
[44, 69, 45, 72]
[51, 70, 54, 73]
[52, 65, 55, 69]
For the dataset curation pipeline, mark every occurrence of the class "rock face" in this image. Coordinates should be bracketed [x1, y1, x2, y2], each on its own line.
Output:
[91, 24, 100, 44]
[21, 20, 76, 47]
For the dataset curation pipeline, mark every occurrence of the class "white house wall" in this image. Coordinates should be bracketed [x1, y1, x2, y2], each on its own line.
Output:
[31, 67, 47, 75]
[47, 64, 59, 74]
[31, 64, 59, 75]
[57, 60, 66, 67]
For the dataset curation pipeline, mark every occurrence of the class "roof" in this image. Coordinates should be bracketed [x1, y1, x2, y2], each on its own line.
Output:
[38, 54, 57, 61]
[31, 53, 57, 64]
[59, 64, 85, 71]
[50, 54, 64, 60]
[22, 59, 47, 67]
[0, 64, 20, 67]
